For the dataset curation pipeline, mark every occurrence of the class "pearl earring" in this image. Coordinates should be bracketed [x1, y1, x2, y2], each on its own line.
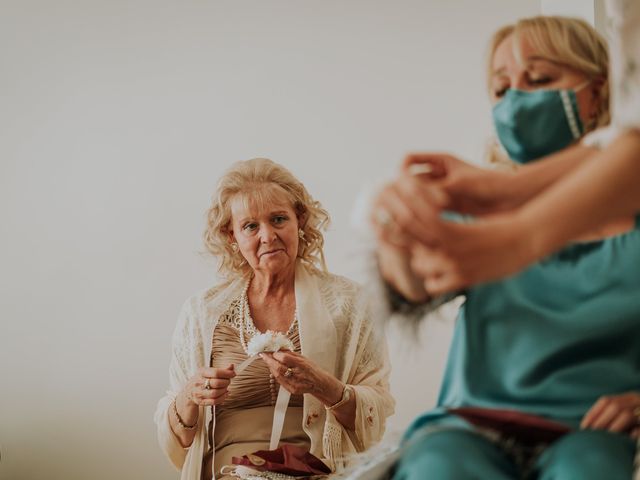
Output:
[298, 229, 305, 240]
[231, 242, 239, 253]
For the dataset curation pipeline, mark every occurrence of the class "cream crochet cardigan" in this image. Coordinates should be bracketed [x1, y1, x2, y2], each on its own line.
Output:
[154, 264, 395, 480]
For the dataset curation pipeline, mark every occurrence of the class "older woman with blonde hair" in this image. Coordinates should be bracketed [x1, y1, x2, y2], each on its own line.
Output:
[372, 15, 639, 480]
[155, 158, 394, 479]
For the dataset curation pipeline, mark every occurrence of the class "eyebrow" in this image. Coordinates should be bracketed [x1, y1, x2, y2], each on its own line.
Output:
[238, 211, 290, 223]
[492, 56, 559, 78]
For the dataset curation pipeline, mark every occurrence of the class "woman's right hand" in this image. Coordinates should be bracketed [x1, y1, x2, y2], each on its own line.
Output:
[182, 365, 236, 407]
[402, 153, 517, 215]
[170, 365, 236, 447]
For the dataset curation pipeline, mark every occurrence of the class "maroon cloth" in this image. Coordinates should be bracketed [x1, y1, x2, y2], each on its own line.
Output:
[448, 407, 572, 445]
[232, 444, 331, 476]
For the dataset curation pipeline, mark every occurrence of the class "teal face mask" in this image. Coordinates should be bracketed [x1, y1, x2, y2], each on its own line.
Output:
[492, 83, 588, 164]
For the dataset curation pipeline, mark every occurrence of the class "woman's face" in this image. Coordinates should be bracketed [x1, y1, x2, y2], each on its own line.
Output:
[490, 33, 598, 127]
[229, 189, 300, 277]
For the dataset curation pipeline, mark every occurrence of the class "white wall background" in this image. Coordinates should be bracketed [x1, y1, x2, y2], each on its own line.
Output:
[0, 1, 541, 479]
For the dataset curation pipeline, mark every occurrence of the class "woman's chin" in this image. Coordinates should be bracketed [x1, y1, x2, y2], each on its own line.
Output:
[257, 252, 293, 271]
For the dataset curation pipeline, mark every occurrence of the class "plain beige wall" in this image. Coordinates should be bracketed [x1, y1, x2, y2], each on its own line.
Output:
[0, 1, 540, 478]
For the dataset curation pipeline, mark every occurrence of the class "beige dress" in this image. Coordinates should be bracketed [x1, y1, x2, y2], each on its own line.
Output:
[201, 298, 311, 479]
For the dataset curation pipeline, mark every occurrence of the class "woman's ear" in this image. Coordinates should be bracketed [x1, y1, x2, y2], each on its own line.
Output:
[295, 204, 308, 228]
[590, 76, 605, 104]
[587, 76, 606, 126]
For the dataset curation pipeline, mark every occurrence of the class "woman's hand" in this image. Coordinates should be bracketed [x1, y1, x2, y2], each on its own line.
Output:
[581, 392, 640, 438]
[169, 365, 236, 447]
[260, 351, 356, 430]
[259, 351, 343, 406]
[182, 365, 236, 407]
[371, 173, 448, 248]
[370, 173, 445, 301]
[402, 153, 518, 215]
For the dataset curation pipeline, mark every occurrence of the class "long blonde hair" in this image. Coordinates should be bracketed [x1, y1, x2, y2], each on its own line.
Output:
[486, 16, 610, 166]
[204, 158, 330, 278]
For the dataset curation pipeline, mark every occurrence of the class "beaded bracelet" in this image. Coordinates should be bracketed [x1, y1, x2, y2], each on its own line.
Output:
[172, 398, 197, 430]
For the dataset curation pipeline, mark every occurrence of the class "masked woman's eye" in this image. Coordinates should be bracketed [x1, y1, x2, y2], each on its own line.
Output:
[494, 87, 508, 98]
[529, 76, 552, 86]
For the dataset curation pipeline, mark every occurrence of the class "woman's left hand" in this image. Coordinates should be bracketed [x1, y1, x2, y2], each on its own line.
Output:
[260, 350, 344, 407]
[581, 392, 640, 438]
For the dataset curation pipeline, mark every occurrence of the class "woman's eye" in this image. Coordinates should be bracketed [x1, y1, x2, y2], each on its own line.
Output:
[272, 215, 288, 225]
[494, 87, 508, 98]
[242, 222, 258, 232]
[529, 76, 552, 86]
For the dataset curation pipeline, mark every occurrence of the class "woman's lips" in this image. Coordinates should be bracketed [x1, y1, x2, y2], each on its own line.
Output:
[260, 249, 284, 257]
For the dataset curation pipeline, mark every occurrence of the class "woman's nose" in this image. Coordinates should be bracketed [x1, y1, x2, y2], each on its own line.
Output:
[259, 225, 277, 243]
[512, 74, 528, 91]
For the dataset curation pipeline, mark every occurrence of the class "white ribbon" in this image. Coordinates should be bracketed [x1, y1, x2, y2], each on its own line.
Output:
[270, 386, 291, 450]
[234, 354, 290, 450]
[236, 355, 258, 374]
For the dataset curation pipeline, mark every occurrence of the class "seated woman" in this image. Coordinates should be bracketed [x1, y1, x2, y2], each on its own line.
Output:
[372, 16, 639, 480]
[155, 158, 394, 480]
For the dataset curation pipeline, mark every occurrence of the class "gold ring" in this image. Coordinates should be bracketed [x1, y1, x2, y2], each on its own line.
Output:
[284, 367, 294, 378]
[204, 378, 211, 390]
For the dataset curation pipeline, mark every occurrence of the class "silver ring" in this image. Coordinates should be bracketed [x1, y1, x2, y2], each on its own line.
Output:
[204, 378, 211, 390]
[374, 208, 393, 228]
[284, 367, 294, 378]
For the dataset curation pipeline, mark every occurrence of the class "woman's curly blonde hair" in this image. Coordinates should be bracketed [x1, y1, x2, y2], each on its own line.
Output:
[204, 158, 330, 278]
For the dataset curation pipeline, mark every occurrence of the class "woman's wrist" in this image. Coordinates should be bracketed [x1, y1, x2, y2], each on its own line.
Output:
[176, 390, 199, 425]
[315, 375, 345, 407]
[494, 169, 527, 211]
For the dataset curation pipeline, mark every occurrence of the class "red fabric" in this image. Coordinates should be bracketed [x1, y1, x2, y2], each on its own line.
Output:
[448, 407, 572, 445]
[232, 444, 331, 476]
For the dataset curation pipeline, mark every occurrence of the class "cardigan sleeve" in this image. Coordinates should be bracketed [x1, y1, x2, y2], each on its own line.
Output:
[154, 297, 200, 470]
[346, 323, 395, 452]
[330, 284, 395, 453]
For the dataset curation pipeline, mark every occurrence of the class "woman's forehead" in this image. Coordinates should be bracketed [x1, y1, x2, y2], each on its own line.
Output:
[492, 33, 555, 74]
[230, 186, 293, 218]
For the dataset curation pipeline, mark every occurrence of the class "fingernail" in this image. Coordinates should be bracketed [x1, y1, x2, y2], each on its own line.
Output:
[407, 163, 433, 176]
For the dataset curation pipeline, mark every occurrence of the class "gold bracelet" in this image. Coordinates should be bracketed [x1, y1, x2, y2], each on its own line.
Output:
[325, 385, 353, 411]
[172, 398, 197, 430]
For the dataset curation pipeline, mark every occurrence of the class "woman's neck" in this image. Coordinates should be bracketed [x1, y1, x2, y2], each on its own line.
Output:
[249, 267, 296, 302]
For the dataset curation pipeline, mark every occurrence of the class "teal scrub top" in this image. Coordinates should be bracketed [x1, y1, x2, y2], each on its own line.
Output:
[408, 219, 640, 437]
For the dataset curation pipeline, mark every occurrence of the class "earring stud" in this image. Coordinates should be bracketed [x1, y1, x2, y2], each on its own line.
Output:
[231, 242, 239, 253]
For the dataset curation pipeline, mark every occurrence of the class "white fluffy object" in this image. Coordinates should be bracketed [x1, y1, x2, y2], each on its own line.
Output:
[247, 331, 294, 357]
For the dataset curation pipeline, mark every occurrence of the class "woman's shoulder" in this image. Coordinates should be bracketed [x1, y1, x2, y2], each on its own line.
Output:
[179, 278, 238, 316]
[314, 271, 367, 321]
[316, 271, 362, 297]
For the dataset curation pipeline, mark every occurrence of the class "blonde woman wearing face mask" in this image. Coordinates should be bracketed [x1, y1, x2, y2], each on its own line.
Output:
[375, 0, 640, 295]
[155, 159, 394, 480]
[373, 17, 639, 480]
